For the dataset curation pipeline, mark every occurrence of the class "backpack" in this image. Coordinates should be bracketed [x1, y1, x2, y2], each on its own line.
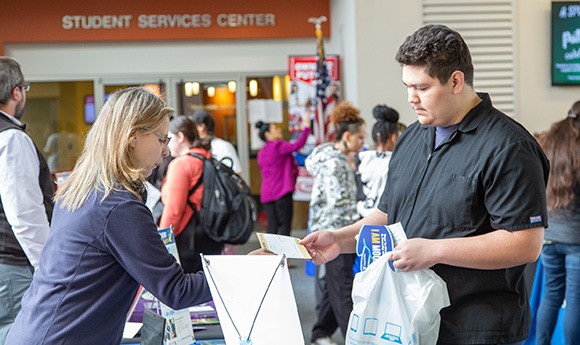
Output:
[187, 153, 257, 244]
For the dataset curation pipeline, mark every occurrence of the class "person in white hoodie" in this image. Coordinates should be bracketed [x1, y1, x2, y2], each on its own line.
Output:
[305, 101, 366, 345]
[355, 104, 405, 218]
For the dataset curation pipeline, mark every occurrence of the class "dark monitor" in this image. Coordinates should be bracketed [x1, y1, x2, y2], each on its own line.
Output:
[552, 1, 580, 85]
[84, 95, 95, 124]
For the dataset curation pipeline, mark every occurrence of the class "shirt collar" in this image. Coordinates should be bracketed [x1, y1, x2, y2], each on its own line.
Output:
[0, 110, 25, 128]
[418, 92, 492, 133]
[418, 92, 492, 148]
[456, 92, 492, 133]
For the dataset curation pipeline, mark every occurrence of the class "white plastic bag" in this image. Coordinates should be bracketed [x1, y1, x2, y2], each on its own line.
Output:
[346, 254, 450, 345]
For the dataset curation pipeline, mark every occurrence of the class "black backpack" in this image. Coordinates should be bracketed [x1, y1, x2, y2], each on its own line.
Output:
[187, 153, 257, 244]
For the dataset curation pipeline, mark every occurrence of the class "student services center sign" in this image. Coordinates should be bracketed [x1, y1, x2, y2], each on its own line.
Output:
[0, 0, 330, 54]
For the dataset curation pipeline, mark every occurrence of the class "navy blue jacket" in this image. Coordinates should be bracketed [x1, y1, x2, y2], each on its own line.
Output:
[7, 187, 211, 345]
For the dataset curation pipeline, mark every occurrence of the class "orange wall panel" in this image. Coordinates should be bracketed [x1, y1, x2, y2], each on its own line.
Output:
[0, 0, 330, 54]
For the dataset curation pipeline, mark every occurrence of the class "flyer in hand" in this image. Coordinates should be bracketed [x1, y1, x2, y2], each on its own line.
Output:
[156, 226, 196, 345]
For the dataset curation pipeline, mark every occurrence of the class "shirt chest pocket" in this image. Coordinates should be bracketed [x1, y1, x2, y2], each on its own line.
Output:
[428, 171, 477, 229]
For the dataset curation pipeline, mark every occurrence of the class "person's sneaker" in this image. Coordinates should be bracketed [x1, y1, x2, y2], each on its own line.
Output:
[311, 336, 338, 345]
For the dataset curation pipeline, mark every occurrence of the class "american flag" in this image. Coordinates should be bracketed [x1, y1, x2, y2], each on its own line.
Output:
[312, 18, 334, 144]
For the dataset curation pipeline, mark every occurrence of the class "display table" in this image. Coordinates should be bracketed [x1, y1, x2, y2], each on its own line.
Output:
[121, 324, 225, 345]
[122, 296, 225, 345]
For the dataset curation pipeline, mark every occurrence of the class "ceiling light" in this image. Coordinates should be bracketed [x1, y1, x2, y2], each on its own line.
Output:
[228, 81, 237, 93]
[207, 86, 215, 97]
[249, 79, 258, 97]
[192, 82, 200, 95]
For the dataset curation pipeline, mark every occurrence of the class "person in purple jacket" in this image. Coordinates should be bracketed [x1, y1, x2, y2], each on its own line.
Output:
[6, 87, 212, 345]
[256, 113, 311, 236]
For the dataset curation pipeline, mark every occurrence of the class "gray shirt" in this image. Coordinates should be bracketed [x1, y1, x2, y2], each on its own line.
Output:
[545, 187, 580, 244]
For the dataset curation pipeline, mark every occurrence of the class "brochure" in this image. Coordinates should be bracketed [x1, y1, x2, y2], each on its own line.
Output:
[156, 226, 195, 345]
[256, 233, 312, 259]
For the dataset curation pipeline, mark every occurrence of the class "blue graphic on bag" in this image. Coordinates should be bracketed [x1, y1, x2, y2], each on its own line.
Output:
[356, 225, 395, 272]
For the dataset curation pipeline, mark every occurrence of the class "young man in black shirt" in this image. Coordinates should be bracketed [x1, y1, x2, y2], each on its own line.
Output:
[300, 24, 549, 345]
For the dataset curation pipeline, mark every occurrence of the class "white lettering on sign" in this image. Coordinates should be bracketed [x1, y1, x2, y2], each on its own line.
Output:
[565, 47, 580, 61]
[61, 13, 276, 30]
[559, 5, 580, 18]
[293, 62, 317, 81]
[137, 14, 212, 29]
[292, 61, 336, 81]
[562, 29, 580, 50]
[216, 13, 275, 27]
[62, 15, 133, 30]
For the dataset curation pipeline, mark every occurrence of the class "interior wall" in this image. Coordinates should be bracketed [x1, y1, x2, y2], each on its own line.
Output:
[329, 0, 356, 105]
[7, 39, 316, 78]
[352, 0, 422, 130]
[517, 0, 580, 134]
[6, 0, 577, 136]
[349, 0, 579, 135]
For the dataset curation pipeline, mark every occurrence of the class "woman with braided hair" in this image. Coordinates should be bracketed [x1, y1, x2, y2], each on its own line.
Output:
[355, 104, 405, 218]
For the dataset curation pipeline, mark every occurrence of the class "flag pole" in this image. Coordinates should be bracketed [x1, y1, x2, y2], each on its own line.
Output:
[307, 16, 329, 144]
[308, 16, 327, 62]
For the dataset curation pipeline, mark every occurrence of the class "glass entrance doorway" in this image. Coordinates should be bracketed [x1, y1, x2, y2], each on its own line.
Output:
[26, 81, 93, 178]
[25, 73, 308, 230]
[178, 80, 238, 149]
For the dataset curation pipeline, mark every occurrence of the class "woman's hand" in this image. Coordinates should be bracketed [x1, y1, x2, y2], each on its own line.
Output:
[302, 111, 312, 129]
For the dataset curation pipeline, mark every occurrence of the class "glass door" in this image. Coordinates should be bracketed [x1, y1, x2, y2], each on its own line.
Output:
[26, 81, 93, 178]
[173, 77, 250, 184]
[99, 80, 167, 105]
[178, 80, 238, 147]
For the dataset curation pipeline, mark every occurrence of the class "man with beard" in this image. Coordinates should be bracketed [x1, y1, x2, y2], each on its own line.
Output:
[0, 57, 53, 344]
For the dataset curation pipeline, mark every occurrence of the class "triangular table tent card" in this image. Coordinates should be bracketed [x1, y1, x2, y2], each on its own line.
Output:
[202, 254, 304, 345]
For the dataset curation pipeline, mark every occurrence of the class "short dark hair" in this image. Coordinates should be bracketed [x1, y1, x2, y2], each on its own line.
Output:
[170, 115, 211, 150]
[395, 24, 474, 86]
[0, 57, 25, 104]
[191, 110, 215, 135]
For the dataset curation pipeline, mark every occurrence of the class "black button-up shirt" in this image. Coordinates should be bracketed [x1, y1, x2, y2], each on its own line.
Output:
[378, 93, 549, 344]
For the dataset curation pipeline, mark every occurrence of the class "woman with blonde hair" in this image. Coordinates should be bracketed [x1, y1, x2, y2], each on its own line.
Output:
[536, 100, 580, 345]
[6, 87, 212, 345]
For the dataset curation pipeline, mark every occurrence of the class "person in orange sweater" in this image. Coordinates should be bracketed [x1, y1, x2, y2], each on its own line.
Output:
[159, 115, 223, 273]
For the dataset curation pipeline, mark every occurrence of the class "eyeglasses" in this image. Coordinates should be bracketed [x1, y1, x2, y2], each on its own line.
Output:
[156, 134, 171, 146]
[17, 83, 30, 92]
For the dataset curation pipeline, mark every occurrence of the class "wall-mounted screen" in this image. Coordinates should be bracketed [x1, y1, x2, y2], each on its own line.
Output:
[552, 1, 580, 85]
[84, 95, 96, 124]
[84, 94, 110, 124]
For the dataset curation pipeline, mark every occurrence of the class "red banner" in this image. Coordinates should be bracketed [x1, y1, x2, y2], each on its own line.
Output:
[288, 55, 340, 83]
